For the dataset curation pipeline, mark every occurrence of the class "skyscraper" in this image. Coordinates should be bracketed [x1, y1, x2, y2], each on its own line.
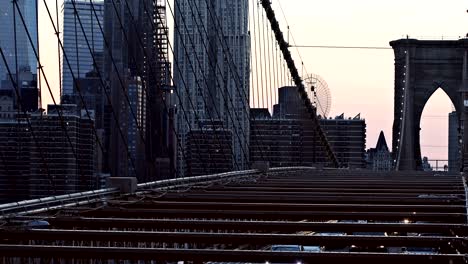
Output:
[174, 0, 250, 177]
[0, 0, 39, 108]
[103, 0, 172, 181]
[61, 0, 104, 96]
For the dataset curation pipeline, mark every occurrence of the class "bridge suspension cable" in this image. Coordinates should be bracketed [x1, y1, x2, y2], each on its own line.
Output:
[260, 0, 340, 167]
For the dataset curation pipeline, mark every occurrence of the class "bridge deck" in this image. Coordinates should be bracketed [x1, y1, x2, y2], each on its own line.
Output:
[0, 168, 467, 264]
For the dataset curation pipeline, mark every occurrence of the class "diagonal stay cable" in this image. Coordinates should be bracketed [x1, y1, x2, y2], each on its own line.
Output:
[38, 0, 132, 177]
[184, 0, 269, 163]
[13, 0, 90, 185]
[69, 0, 157, 177]
[47, 0, 148, 177]
[173, 0, 254, 168]
[165, 0, 243, 172]
[105, 0, 206, 177]
[0, 47, 55, 192]
[122, 0, 225, 176]
[190, 0, 273, 163]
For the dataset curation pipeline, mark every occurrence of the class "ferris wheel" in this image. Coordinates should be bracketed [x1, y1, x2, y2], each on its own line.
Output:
[303, 73, 332, 118]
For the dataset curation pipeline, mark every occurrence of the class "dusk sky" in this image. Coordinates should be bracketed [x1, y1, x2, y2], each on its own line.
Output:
[38, 0, 468, 162]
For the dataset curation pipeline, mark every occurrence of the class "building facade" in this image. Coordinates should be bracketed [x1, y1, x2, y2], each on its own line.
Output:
[127, 76, 146, 178]
[0, 0, 38, 86]
[320, 114, 367, 169]
[67, 69, 108, 175]
[0, 0, 39, 109]
[61, 0, 104, 96]
[0, 104, 95, 203]
[29, 104, 95, 198]
[0, 97, 30, 202]
[174, 0, 250, 177]
[366, 131, 393, 171]
[251, 87, 366, 169]
[103, 0, 173, 181]
[250, 116, 322, 168]
[186, 126, 233, 176]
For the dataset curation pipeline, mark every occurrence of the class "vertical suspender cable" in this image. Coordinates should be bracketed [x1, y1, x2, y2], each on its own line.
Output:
[260, 0, 340, 168]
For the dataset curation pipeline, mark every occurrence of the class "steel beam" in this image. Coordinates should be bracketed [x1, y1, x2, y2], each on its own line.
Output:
[107, 201, 465, 213]
[37, 218, 468, 236]
[79, 208, 466, 222]
[149, 193, 465, 205]
[0, 230, 464, 250]
[206, 186, 466, 194]
[0, 245, 464, 264]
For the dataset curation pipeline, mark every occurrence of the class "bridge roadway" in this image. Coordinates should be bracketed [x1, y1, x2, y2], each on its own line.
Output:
[0, 168, 467, 264]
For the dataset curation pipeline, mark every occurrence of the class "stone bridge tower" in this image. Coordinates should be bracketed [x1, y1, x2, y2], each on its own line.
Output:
[391, 38, 468, 171]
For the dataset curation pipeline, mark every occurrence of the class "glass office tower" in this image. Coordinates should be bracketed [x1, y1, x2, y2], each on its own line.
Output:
[0, 0, 38, 88]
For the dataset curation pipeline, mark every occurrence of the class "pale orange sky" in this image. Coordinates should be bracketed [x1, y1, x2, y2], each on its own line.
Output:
[38, 0, 468, 161]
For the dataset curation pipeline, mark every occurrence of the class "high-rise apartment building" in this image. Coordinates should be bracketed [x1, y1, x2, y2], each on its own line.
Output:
[29, 104, 95, 198]
[0, 104, 95, 203]
[0, 0, 39, 109]
[127, 76, 146, 178]
[320, 114, 367, 169]
[174, 0, 250, 177]
[103, 0, 173, 180]
[61, 0, 104, 96]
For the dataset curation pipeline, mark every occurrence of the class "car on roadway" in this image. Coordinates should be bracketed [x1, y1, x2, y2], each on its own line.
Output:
[402, 247, 438, 255]
[271, 245, 303, 252]
[267, 245, 304, 264]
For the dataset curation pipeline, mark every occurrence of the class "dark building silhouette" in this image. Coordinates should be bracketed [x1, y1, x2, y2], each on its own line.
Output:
[251, 86, 366, 168]
[0, 104, 96, 203]
[251, 116, 318, 167]
[1, 69, 38, 112]
[103, 0, 173, 181]
[68, 69, 108, 177]
[0, 97, 30, 202]
[174, 0, 250, 177]
[320, 114, 366, 168]
[29, 105, 95, 198]
[186, 125, 233, 176]
[366, 131, 393, 171]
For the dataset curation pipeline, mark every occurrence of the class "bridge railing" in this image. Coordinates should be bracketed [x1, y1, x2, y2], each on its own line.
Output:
[0, 167, 315, 219]
[0, 188, 119, 220]
[427, 160, 449, 172]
